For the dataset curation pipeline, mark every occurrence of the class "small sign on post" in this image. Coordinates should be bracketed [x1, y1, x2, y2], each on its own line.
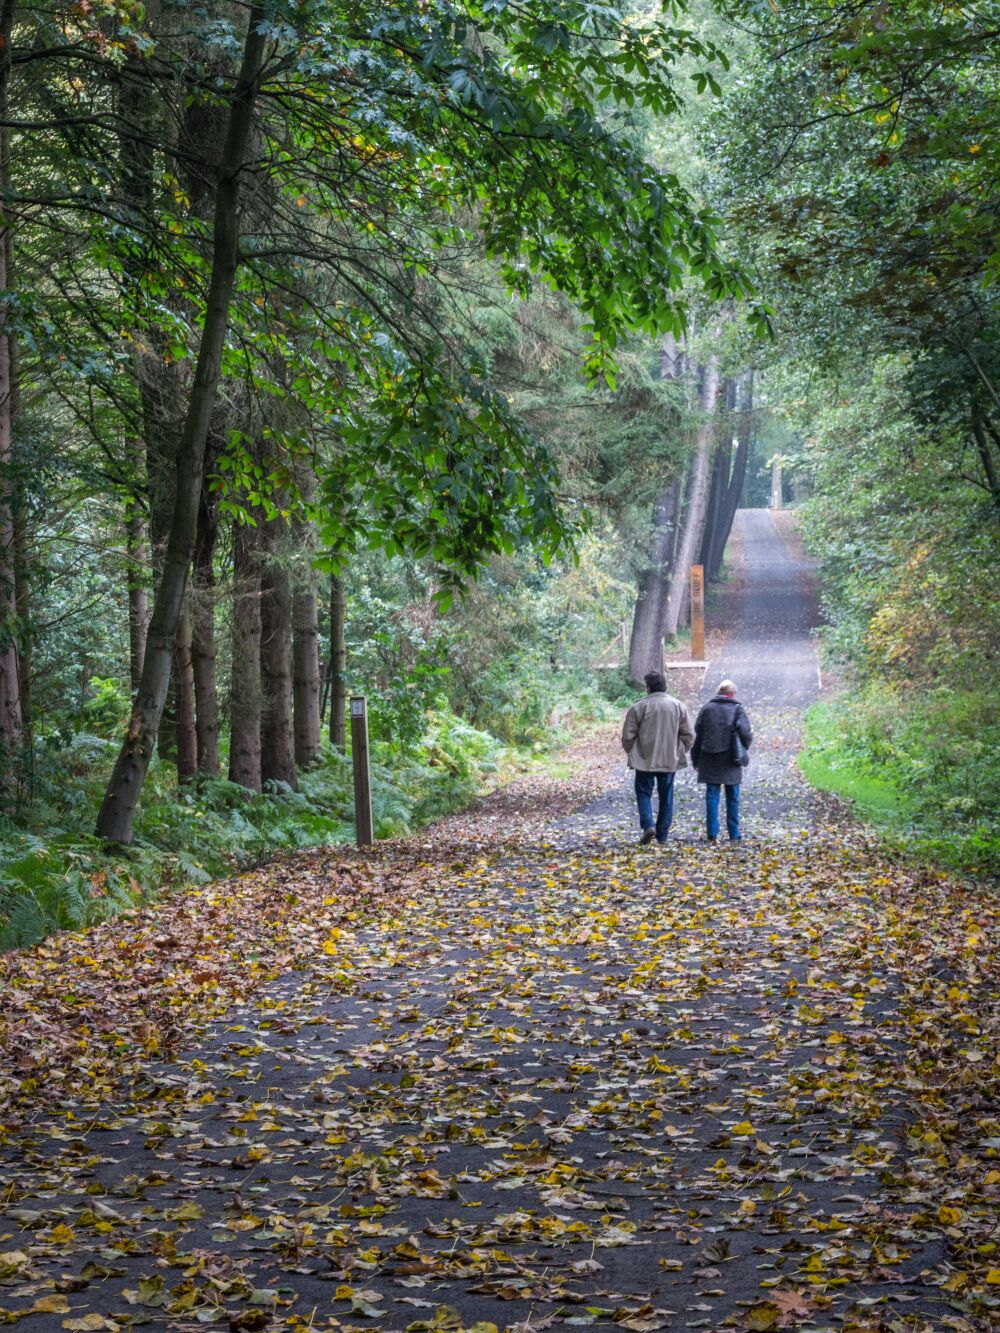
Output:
[690, 564, 705, 662]
[350, 695, 374, 848]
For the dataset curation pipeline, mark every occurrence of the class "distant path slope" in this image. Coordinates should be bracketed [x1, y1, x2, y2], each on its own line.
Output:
[704, 507, 820, 709]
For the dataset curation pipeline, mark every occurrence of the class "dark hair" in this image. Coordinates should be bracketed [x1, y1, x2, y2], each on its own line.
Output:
[644, 671, 667, 694]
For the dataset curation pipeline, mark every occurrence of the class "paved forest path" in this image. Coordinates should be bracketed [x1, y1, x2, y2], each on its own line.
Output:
[1, 513, 998, 1333]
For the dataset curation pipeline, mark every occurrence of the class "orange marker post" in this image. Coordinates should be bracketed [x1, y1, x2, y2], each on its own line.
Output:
[690, 564, 705, 662]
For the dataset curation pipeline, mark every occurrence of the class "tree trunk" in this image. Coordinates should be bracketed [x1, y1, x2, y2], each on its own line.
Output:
[8, 210, 29, 754]
[125, 479, 149, 696]
[260, 521, 298, 790]
[116, 14, 157, 701]
[697, 441, 728, 572]
[770, 458, 784, 509]
[229, 519, 262, 791]
[628, 482, 680, 684]
[971, 402, 1000, 513]
[329, 573, 347, 750]
[291, 462, 321, 766]
[192, 481, 220, 776]
[699, 376, 739, 571]
[0, 0, 23, 771]
[292, 580, 321, 767]
[707, 369, 753, 581]
[172, 606, 198, 780]
[659, 331, 686, 382]
[661, 357, 721, 641]
[96, 8, 268, 842]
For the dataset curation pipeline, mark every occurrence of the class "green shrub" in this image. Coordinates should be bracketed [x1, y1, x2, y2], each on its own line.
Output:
[0, 705, 511, 952]
[799, 691, 1000, 881]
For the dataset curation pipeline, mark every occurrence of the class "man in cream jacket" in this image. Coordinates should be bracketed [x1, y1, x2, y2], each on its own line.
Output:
[621, 670, 694, 846]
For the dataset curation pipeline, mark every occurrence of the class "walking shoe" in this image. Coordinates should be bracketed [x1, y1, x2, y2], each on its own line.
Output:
[706, 836, 718, 845]
[639, 827, 656, 846]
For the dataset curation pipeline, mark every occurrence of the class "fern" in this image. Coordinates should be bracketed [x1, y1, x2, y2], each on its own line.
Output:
[0, 894, 45, 950]
[175, 854, 212, 885]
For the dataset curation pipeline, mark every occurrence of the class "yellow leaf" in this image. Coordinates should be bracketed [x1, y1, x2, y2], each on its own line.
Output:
[731, 1120, 754, 1136]
[937, 1205, 963, 1225]
[985, 1268, 1000, 1285]
[33, 1296, 70, 1314]
[747, 1302, 780, 1330]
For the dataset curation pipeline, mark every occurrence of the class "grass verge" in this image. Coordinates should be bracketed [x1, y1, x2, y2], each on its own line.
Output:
[798, 698, 999, 883]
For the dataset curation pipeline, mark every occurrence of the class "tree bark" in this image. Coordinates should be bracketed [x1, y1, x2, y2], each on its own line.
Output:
[125, 478, 149, 695]
[329, 573, 347, 750]
[229, 518, 262, 791]
[698, 440, 728, 573]
[659, 331, 686, 382]
[0, 0, 23, 770]
[260, 521, 298, 790]
[192, 480, 220, 775]
[292, 579, 321, 767]
[971, 402, 1000, 513]
[8, 203, 28, 753]
[661, 357, 721, 641]
[707, 369, 753, 581]
[172, 606, 198, 780]
[699, 376, 739, 572]
[628, 482, 680, 684]
[627, 331, 691, 684]
[290, 467, 321, 768]
[96, 8, 268, 842]
[770, 458, 784, 509]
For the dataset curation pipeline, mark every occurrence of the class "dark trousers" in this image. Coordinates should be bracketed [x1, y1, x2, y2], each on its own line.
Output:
[634, 770, 675, 842]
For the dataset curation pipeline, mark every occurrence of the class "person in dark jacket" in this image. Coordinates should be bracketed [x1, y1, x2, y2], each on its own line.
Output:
[690, 680, 753, 843]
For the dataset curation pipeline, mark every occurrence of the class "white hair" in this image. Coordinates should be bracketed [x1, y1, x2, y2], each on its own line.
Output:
[717, 680, 737, 696]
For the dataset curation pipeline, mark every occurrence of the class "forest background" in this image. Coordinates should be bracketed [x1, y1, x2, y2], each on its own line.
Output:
[1, 0, 998, 950]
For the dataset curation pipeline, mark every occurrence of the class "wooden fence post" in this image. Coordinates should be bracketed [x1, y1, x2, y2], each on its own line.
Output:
[690, 564, 705, 662]
[350, 695, 373, 847]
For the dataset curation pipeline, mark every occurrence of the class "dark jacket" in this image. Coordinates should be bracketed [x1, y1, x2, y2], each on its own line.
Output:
[691, 695, 753, 786]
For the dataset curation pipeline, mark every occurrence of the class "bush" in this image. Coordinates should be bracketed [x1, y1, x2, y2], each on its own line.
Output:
[799, 691, 1000, 882]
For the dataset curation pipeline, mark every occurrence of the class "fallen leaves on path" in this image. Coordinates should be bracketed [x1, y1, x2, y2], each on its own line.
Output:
[0, 728, 997, 1333]
[0, 732, 617, 1130]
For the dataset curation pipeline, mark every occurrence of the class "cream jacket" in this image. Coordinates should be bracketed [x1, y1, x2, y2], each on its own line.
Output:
[621, 691, 694, 772]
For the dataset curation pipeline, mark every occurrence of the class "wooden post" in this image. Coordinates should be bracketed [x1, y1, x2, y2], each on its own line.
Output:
[350, 694, 373, 847]
[690, 564, 705, 661]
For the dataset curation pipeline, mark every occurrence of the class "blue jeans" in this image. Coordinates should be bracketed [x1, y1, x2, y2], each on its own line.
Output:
[634, 771, 675, 842]
[705, 783, 740, 840]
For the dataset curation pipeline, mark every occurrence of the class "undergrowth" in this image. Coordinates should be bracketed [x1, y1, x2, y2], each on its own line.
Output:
[0, 708, 527, 952]
[799, 695, 1000, 883]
